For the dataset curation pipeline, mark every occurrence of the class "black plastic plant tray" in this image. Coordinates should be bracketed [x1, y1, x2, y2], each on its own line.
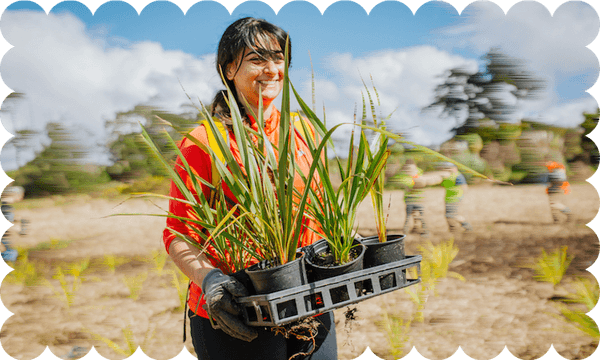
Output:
[237, 254, 422, 327]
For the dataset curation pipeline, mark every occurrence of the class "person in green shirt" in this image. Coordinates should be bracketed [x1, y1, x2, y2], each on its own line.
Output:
[391, 159, 430, 236]
[439, 162, 472, 232]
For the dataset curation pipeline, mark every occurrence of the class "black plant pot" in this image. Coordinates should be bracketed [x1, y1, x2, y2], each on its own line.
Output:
[304, 239, 365, 303]
[362, 234, 406, 290]
[244, 253, 307, 321]
[362, 234, 406, 268]
[245, 252, 307, 295]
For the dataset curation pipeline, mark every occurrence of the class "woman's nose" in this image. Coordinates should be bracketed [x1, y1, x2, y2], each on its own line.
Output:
[264, 60, 278, 75]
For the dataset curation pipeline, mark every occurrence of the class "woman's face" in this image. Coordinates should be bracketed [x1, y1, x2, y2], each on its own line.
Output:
[226, 41, 285, 111]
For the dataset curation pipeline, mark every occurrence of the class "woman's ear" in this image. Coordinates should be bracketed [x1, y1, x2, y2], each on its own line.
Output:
[226, 62, 236, 81]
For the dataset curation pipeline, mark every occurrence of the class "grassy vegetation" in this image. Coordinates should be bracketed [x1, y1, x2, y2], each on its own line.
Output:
[149, 249, 169, 276]
[555, 277, 599, 339]
[170, 269, 189, 312]
[415, 238, 465, 296]
[29, 238, 73, 251]
[101, 254, 131, 274]
[524, 246, 598, 340]
[48, 258, 91, 308]
[85, 324, 156, 357]
[379, 239, 465, 356]
[523, 246, 573, 286]
[122, 272, 148, 301]
[379, 309, 411, 359]
[5, 247, 49, 287]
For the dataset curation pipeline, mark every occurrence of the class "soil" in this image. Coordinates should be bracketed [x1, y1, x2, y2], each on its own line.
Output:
[309, 245, 362, 268]
[1, 183, 599, 360]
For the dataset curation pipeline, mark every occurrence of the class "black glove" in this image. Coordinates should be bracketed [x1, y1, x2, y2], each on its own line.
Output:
[201, 269, 258, 342]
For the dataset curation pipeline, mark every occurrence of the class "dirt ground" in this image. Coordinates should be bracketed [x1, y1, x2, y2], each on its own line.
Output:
[1, 182, 599, 360]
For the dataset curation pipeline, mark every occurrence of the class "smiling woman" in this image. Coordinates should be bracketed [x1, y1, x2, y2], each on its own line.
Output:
[212, 17, 290, 124]
[161, 17, 337, 360]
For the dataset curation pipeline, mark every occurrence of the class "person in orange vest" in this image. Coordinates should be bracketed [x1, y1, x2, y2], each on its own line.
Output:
[544, 159, 572, 223]
[162, 18, 336, 360]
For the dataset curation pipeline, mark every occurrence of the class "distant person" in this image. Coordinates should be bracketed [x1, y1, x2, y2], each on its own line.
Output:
[544, 159, 572, 223]
[0, 186, 25, 262]
[391, 159, 429, 237]
[439, 162, 472, 232]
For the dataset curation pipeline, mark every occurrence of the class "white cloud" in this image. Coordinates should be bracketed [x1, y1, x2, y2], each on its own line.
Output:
[291, 46, 479, 146]
[524, 96, 598, 127]
[1, 11, 223, 169]
[438, 1, 599, 128]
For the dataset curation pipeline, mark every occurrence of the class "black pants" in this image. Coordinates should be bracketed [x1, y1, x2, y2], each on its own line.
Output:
[189, 310, 337, 360]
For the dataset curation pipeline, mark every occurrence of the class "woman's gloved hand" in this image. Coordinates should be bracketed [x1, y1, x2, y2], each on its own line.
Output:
[201, 269, 258, 342]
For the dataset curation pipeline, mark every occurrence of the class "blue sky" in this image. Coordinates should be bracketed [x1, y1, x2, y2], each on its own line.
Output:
[0, 0, 598, 169]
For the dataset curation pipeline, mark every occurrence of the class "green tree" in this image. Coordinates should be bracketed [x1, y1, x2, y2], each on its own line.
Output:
[424, 48, 546, 135]
[105, 105, 200, 180]
[10, 122, 110, 196]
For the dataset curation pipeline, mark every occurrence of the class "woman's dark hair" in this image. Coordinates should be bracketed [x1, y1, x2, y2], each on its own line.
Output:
[211, 17, 291, 123]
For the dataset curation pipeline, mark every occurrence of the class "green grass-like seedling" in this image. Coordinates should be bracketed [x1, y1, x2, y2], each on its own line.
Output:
[564, 277, 598, 310]
[122, 272, 148, 300]
[402, 239, 464, 323]
[6, 248, 47, 287]
[524, 246, 572, 286]
[85, 324, 156, 357]
[417, 238, 465, 294]
[48, 258, 91, 308]
[557, 305, 600, 339]
[553, 277, 600, 339]
[30, 238, 72, 251]
[51, 267, 79, 308]
[403, 274, 429, 323]
[379, 310, 412, 358]
[150, 250, 169, 276]
[102, 254, 130, 274]
[170, 269, 189, 311]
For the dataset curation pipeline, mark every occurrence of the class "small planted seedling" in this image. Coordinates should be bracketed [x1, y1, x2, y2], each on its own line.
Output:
[150, 249, 169, 276]
[102, 254, 129, 274]
[403, 274, 429, 323]
[122, 272, 148, 300]
[403, 239, 464, 322]
[564, 277, 598, 310]
[30, 238, 72, 251]
[557, 305, 600, 339]
[46, 258, 92, 308]
[417, 239, 465, 295]
[524, 246, 573, 286]
[170, 269, 189, 311]
[379, 309, 411, 358]
[6, 248, 47, 287]
[552, 277, 599, 339]
[86, 324, 156, 357]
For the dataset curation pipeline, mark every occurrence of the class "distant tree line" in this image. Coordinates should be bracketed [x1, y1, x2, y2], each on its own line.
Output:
[7, 104, 201, 197]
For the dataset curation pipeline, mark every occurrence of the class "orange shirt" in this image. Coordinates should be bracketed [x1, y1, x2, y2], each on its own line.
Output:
[163, 109, 323, 318]
[545, 161, 570, 195]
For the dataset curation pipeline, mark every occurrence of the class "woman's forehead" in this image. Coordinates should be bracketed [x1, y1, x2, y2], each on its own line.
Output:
[239, 34, 281, 55]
